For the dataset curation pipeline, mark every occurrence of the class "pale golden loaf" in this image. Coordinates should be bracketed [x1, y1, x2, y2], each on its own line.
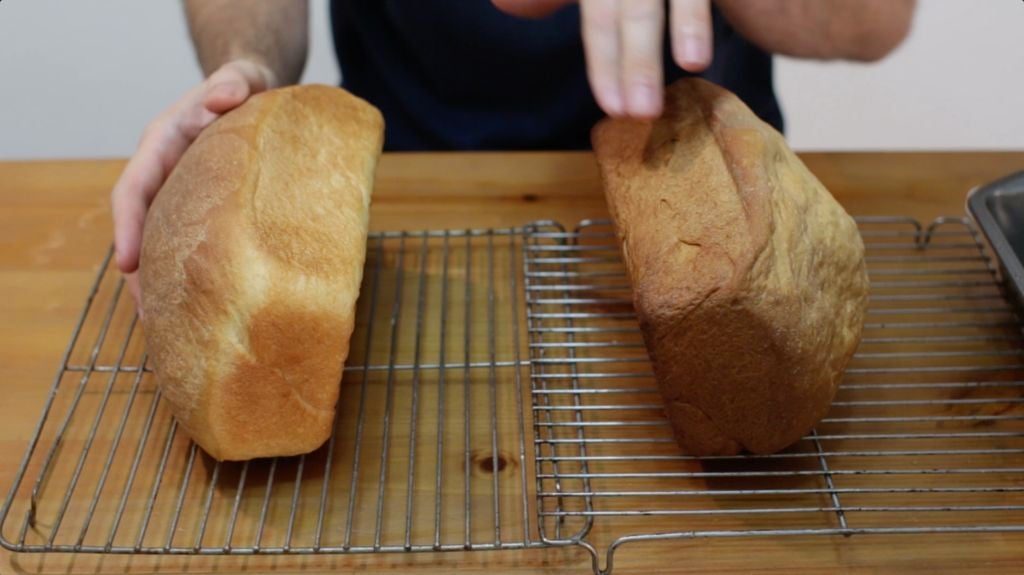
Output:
[139, 85, 384, 461]
[592, 78, 868, 456]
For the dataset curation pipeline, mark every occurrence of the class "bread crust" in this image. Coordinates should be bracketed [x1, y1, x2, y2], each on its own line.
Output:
[140, 85, 384, 461]
[592, 78, 868, 455]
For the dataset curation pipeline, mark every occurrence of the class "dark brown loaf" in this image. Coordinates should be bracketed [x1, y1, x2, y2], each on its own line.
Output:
[139, 85, 384, 461]
[592, 78, 868, 456]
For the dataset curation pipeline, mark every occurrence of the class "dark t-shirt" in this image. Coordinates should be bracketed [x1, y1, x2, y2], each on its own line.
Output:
[330, 0, 781, 151]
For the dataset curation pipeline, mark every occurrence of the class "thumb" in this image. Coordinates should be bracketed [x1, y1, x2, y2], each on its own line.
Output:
[492, 0, 576, 19]
[202, 59, 277, 115]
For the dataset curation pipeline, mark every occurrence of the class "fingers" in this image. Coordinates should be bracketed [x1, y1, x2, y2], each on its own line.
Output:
[581, 0, 624, 116]
[111, 118, 176, 272]
[202, 59, 275, 116]
[582, 0, 665, 118]
[670, 0, 713, 71]
[582, 0, 714, 118]
[111, 59, 275, 275]
[111, 99, 194, 273]
[619, 0, 664, 118]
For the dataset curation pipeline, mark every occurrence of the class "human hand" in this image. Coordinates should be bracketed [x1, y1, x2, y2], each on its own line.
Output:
[492, 0, 713, 118]
[111, 59, 276, 312]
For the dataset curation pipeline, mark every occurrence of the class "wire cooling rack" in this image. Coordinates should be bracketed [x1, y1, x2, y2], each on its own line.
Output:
[0, 229, 543, 556]
[524, 217, 1024, 574]
[2, 216, 1024, 575]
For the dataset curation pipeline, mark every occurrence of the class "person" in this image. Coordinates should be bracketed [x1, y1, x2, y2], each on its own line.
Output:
[111, 0, 916, 307]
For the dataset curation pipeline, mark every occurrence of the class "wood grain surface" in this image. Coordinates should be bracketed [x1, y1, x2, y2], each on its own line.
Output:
[2, 151, 1023, 574]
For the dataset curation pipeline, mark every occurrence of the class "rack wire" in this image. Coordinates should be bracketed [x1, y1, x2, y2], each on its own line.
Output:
[524, 216, 1024, 574]
[0, 229, 542, 556]
[2, 216, 1023, 575]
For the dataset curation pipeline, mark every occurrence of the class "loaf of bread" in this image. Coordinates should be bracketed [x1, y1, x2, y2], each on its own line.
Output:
[139, 85, 384, 461]
[592, 78, 868, 456]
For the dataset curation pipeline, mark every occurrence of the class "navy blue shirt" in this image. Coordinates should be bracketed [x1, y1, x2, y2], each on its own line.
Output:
[330, 1, 781, 151]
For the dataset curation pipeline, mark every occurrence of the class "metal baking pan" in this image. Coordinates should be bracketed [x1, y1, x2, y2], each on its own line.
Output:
[967, 170, 1024, 306]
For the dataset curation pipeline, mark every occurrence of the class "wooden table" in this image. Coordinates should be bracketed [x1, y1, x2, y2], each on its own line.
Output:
[2, 152, 1023, 574]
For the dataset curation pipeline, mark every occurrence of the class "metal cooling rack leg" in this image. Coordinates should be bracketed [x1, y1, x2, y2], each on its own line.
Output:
[164, 441, 199, 550]
[523, 223, 569, 542]
[314, 392, 340, 549]
[526, 222, 597, 543]
[343, 239, 386, 550]
[192, 460, 222, 550]
[922, 217, 958, 246]
[510, 232, 532, 545]
[373, 232, 408, 550]
[560, 224, 594, 540]
[404, 233, 430, 550]
[463, 231, 474, 548]
[433, 231, 451, 550]
[487, 231, 503, 545]
[283, 453, 306, 551]
[253, 457, 277, 551]
[223, 460, 249, 551]
[811, 429, 849, 533]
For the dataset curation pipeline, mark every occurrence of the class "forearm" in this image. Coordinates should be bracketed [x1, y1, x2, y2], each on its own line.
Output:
[715, 0, 916, 62]
[184, 0, 309, 86]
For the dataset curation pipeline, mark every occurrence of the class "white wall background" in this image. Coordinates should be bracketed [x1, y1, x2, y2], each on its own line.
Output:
[775, 0, 1023, 151]
[0, 0, 1020, 159]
